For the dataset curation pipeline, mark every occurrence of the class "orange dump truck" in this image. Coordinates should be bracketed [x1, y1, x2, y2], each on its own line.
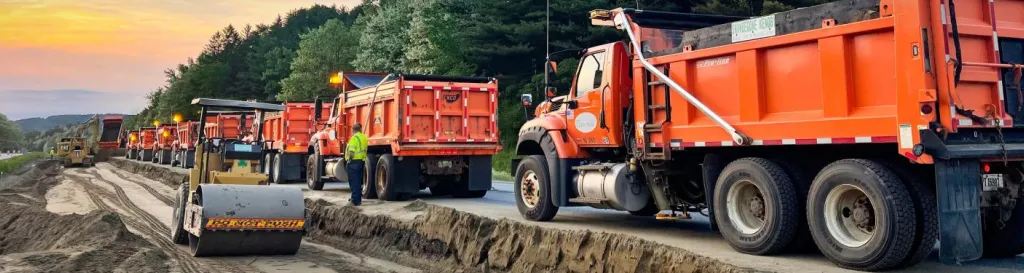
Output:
[308, 72, 501, 200]
[172, 120, 200, 168]
[259, 102, 334, 183]
[204, 112, 254, 140]
[513, 1, 1024, 270]
[124, 131, 139, 160]
[153, 124, 177, 165]
[135, 127, 157, 162]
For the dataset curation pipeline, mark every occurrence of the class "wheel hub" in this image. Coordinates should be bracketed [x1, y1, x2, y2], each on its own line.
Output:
[520, 170, 540, 208]
[825, 184, 876, 247]
[727, 180, 767, 235]
[748, 194, 766, 220]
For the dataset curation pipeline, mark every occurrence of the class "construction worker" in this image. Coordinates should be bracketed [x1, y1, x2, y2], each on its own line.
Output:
[345, 123, 368, 206]
[49, 147, 56, 160]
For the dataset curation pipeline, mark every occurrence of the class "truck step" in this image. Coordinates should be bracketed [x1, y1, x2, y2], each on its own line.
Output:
[648, 104, 666, 110]
[643, 123, 663, 132]
[568, 197, 607, 204]
[656, 212, 690, 220]
[647, 80, 666, 86]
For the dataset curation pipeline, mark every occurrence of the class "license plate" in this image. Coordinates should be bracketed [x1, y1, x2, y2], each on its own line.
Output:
[983, 174, 1004, 192]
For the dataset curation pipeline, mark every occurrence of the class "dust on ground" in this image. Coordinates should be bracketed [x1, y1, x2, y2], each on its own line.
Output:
[0, 160, 170, 273]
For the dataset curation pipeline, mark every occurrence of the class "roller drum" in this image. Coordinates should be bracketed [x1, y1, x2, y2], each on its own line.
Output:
[188, 184, 306, 256]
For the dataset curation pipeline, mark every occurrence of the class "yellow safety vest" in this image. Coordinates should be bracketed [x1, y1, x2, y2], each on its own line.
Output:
[345, 132, 368, 161]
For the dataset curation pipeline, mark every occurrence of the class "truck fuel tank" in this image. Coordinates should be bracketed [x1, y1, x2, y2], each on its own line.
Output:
[572, 163, 651, 211]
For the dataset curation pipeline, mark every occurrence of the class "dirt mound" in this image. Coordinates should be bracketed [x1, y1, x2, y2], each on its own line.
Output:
[305, 199, 754, 273]
[0, 207, 169, 272]
[0, 159, 169, 273]
[107, 158, 186, 188]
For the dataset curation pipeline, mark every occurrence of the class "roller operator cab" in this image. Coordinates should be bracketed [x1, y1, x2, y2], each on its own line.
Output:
[168, 98, 307, 257]
[514, 1, 1024, 271]
[307, 72, 501, 200]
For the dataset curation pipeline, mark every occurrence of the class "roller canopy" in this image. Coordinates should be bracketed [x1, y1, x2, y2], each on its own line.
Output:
[191, 98, 285, 112]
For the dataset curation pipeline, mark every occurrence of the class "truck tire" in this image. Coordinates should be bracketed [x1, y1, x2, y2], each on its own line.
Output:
[363, 154, 379, 199]
[170, 182, 188, 245]
[429, 182, 453, 196]
[515, 155, 558, 221]
[772, 159, 816, 252]
[306, 148, 324, 191]
[273, 153, 284, 184]
[878, 161, 938, 269]
[713, 157, 799, 255]
[807, 159, 916, 271]
[453, 173, 487, 198]
[981, 187, 1024, 257]
[375, 154, 410, 201]
[264, 153, 275, 184]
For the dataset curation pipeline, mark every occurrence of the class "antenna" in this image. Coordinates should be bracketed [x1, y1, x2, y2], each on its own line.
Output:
[544, 0, 550, 87]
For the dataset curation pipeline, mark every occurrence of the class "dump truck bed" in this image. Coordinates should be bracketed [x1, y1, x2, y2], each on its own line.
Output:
[631, 0, 1024, 158]
[339, 75, 501, 156]
[204, 114, 254, 140]
[176, 121, 199, 150]
[138, 128, 157, 150]
[99, 115, 123, 149]
[263, 102, 333, 153]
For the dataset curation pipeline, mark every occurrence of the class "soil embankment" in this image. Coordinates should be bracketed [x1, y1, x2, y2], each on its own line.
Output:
[112, 157, 753, 273]
[0, 160, 169, 272]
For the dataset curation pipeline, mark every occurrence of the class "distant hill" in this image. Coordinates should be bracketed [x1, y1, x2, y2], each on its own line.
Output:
[15, 114, 133, 133]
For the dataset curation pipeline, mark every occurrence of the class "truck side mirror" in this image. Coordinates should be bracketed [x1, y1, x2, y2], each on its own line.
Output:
[545, 86, 558, 99]
[547, 61, 558, 74]
[521, 94, 533, 107]
[314, 98, 323, 121]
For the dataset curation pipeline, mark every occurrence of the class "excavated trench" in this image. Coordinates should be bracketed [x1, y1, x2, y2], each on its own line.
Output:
[109, 158, 755, 273]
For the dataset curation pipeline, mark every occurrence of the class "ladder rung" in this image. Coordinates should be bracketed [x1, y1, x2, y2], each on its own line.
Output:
[649, 104, 666, 109]
[647, 80, 666, 86]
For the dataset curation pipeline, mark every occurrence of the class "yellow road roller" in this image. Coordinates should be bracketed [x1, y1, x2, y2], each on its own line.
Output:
[170, 98, 305, 256]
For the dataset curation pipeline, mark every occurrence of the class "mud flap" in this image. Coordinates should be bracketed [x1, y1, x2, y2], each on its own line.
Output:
[394, 157, 421, 194]
[467, 156, 492, 191]
[935, 159, 984, 264]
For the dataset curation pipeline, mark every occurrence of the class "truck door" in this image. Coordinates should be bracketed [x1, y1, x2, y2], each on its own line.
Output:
[566, 48, 611, 146]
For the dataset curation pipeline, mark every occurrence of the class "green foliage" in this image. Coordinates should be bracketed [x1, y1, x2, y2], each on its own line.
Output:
[0, 152, 46, 174]
[352, 0, 411, 72]
[278, 19, 360, 101]
[0, 113, 22, 151]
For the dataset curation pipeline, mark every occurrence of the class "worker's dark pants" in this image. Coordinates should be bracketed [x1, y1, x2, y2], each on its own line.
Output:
[347, 159, 364, 205]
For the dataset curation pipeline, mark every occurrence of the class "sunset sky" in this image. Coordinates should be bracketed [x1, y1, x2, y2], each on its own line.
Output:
[0, 0, 359, 120]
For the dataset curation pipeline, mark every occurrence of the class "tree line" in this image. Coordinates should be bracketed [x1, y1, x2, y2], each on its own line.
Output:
[123, 0, 829, 166]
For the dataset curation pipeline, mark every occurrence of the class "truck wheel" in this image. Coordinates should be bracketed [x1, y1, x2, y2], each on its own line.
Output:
[375, 154, 409, 201]
[981, 187, 1024, 257]
[880, 162, 938, 269]
[807, 159, 916, 271]
[306, 149, 324, 191]
[453, 173, 488, 198]
[515, 155, 558, 221]
[170, 182, 188, 245]
[264, 153, 275, 184]
[713, 157, 799, 255]
[363, 154, 379, 199]
[273, 153, 284, 184]
[429, 181, 453, 196]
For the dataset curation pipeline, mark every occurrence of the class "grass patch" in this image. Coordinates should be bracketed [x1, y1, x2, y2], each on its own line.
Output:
[0, 152, 46, 174]
[492, 170, 514, 181]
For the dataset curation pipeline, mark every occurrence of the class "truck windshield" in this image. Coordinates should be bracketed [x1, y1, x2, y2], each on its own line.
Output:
[639, 27, 685, 56]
